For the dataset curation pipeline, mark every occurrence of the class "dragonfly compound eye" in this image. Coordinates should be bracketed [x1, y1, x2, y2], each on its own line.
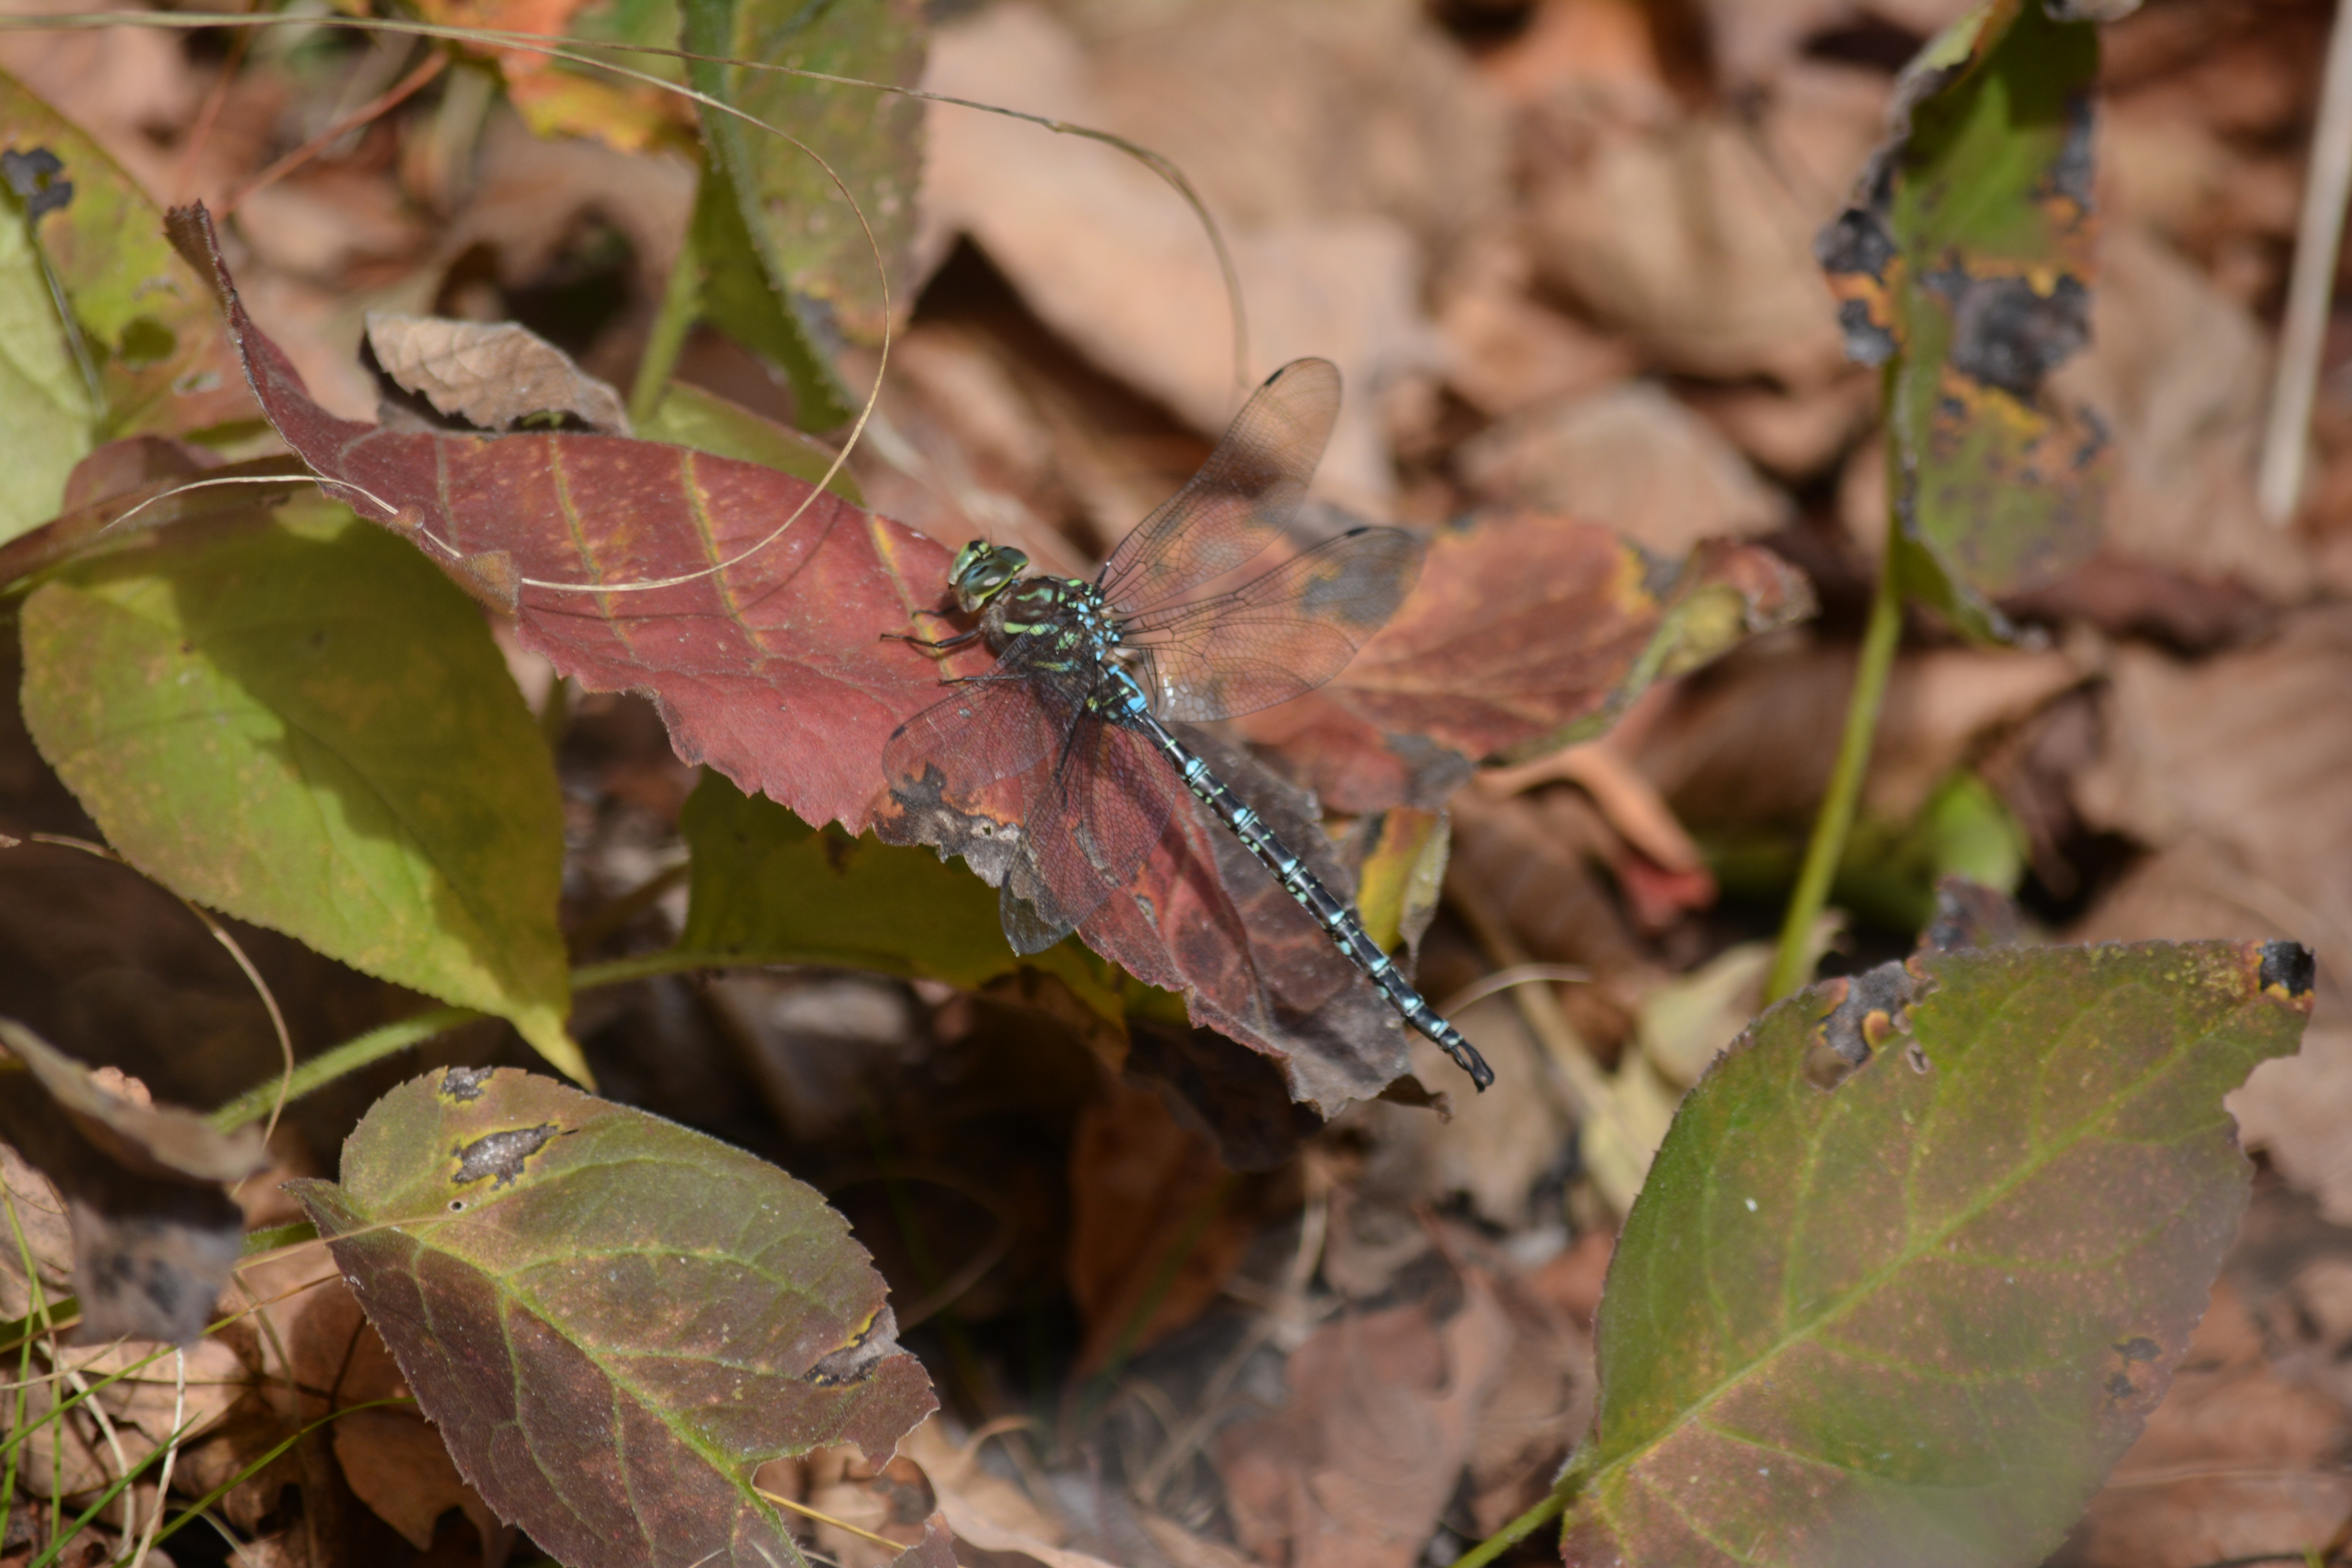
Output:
[951, 544, 1030, 610]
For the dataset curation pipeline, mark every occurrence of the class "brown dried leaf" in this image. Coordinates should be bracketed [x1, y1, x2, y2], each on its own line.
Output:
[2070, 606, 2352, 1219]
[1214, 1268, 1514, 1568]
[0, 1022, 260, 1344]
[919, 3, 1437, 513]
[2061, 1282, 2352, 1568]
[1455, 383, 1791, 556]
[1064, 1078, 1259, 1374]
[1525, 65, 1884, 385]
[365, 313, 631, 434]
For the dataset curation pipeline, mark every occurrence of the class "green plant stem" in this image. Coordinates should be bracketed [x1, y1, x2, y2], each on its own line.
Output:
[206, 947, 751, 1130]
[1763, 524, 1904, 1004]
[1453, 1475, 1576, 1568]
[629, 217, 703, 429]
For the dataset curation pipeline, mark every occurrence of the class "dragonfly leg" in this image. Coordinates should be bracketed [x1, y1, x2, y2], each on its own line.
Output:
[882, 626, 984, 654]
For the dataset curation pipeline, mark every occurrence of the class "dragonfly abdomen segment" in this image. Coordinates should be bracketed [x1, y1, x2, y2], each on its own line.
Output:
[1118, 686, 1496, 1091]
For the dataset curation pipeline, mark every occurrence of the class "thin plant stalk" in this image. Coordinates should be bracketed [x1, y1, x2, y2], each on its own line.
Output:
[628, 216, 704, 429]
[1762, 501, 1904, 1005]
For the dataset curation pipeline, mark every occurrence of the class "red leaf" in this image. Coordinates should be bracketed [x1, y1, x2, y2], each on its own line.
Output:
[166, 203, 949, 834]
[1257, 514, 1813, 813]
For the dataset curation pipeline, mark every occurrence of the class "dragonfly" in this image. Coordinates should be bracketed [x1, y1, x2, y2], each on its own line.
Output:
[884, 358, 1494, 1091]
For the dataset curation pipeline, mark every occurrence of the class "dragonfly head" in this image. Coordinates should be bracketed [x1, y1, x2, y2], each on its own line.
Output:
[949, 541, 1029, 613]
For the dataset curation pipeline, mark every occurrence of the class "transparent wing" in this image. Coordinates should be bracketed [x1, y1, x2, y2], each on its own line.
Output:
[881, 632, 1075, 803]
[1121, 525, 1423, 722]
[1096, 358, 1342, 617]
[1000, 713, 1179, 954]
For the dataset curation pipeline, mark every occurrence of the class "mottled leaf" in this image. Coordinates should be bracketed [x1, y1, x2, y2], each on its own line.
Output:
[681, 0, 926, 348]
[0, 1021, 259, 1344]
[1817, 1, 2109, 641]
[677, 771, 1122, 1022]
[289, 1067, 940, 1568]
[1252, 514, 1813, 812]
[18, 502, 580, 1079]
[0, 72, 254, 444]
[169, 201, 947, 836]
[1561, 938, 2314, 1568]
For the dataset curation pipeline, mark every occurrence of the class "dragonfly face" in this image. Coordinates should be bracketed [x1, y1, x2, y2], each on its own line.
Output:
[948, 541, 1030, 613]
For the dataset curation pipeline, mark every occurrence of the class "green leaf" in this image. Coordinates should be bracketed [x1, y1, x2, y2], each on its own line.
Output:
[680, 0, 926, 415]
[289, 1066, 939, 1568]
[0, 188, 93, 544]
[678, 771, 1124, 1024]
[1561, 939, 2314, 1568]
[640, 379, 861, 503]
[0, 70, 256, 448]
[18, 502, 581, 1080]
[686, 150, 853, 430]
[1819, 2, 2109, 642]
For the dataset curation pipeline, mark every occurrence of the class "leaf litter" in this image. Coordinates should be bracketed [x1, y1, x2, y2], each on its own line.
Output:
[4, 2, 2352, 1566]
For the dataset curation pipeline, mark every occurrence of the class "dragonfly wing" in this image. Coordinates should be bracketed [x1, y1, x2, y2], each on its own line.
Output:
[1096, 358, 1341, 615]
[1122, 525, 1423, 722]
[1000, 714, 1179, 954]
[882, 635, 1069, 804]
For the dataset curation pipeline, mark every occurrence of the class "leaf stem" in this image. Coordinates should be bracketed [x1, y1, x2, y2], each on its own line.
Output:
[629, 214, 703, 429]
[206, 947, 748, 1130]
[1763, 511, 1904, 1004]
[1452, 1472, 1577, 1568]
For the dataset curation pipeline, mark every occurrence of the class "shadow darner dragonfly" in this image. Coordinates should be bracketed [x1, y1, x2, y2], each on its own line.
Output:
[884, 358, 1494, 1091]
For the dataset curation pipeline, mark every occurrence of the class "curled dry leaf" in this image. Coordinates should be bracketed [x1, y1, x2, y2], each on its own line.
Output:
[0, 1019, 263, 1344]
[289, 1067, 940, 1568]
[1523, 66, 1879, 388]
[918, 2, 1438, 514]
[365, 312, 632, 434]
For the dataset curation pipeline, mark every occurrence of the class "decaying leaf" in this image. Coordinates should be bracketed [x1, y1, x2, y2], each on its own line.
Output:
[1818, 0, 2111, 640]
[1560, 938, 2312, 1567]
[290, 1067, 942, 1568]
[1249, 513, 1813, 813]
[1215, 1265, 1514, 1568]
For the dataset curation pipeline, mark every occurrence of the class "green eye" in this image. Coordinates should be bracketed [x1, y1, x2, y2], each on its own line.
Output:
[951, 543, 1028, 610]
